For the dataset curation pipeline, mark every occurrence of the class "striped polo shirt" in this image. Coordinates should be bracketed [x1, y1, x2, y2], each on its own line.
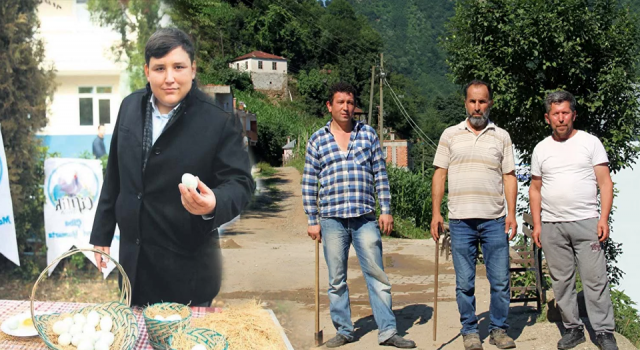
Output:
[433, 119, 515, 220]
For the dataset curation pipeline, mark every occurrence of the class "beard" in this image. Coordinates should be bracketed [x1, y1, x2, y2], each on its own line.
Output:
[467, 109, 490, 128]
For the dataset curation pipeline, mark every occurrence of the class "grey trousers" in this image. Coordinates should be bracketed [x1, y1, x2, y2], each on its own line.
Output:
[541, 218, 615, 333]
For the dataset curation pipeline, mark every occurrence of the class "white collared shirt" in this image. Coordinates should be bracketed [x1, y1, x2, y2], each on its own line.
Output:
[150, 95, 180, 145]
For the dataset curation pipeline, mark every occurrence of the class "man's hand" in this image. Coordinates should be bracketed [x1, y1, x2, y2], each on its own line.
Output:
[93, 246, 110, 273]
[505, 214, 518, 241]
[532, 226, 542, 248]
[379, 214, 394, 236]
[308, 225, 321, 242]
[179, 177, 217, 215]
[430, 212, 444, 241]
[597, 218, 610, 242]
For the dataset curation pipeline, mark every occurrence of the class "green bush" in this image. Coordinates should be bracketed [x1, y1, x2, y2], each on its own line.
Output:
[611, 289, 640, 347]
[387, 167, 445, 232]
[234, 90, 325, 166]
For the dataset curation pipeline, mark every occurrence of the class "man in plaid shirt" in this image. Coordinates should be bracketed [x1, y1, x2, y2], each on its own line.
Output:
[302, 82, 416, 349]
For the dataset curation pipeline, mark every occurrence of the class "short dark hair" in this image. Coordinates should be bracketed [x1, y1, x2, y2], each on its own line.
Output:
[145, 28, 195, 65]
[463, 79, 493, 100]
[328, 82, 357, 104]
[545, 90, 576, 113]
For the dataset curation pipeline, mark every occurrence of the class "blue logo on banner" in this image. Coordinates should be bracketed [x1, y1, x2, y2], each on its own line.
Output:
[46, 162, 100, 213]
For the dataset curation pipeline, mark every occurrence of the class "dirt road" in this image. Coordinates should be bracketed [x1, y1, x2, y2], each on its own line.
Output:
[217, 167, 635, 350]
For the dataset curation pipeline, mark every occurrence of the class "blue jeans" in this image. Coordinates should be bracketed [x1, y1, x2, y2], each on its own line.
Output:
[320, 213, 397, 343]
[449, 216, 510, 335]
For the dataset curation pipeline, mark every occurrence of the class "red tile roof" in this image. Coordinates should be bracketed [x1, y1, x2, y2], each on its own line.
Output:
[231, 51, 286, 62]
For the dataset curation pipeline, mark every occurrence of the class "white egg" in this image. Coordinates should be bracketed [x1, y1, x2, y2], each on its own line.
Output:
[91, 330, 103, 343]
[69, 323, 83, 335]
[52, 321, 69, 335]
[99, 316, 112, 332]
[153, 315, 165, 321]
[182, 173, 198, 190]
[95, 341, 110, 350]
[191, 345, 207, 350]
[78, 339, 94, 350]
[58, 332, 72, 346]
[165, 314, 181, 321]
[73, 313, 86, 325]
[100, 331, 115, 346]
[87, 311, 101, 327]
[72, 333, 83, 346]
[83, 323, 97, 335]
[63, 317, 74, 327]
[6, 317, 19, 330]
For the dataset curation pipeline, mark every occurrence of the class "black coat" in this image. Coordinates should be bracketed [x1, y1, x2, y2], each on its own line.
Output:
[90, 84, 254, 306]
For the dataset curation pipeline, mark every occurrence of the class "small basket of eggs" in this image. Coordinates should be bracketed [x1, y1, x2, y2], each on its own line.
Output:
[143, 302, 192, 349]
[29, 248, 139, 350]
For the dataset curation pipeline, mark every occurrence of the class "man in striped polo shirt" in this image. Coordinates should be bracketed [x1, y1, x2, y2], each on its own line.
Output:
[302, 82, 416, 348]
[431, 80, 518, 350]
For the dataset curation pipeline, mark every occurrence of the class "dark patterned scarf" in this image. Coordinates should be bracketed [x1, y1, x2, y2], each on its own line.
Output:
[142, 94, 186, 173]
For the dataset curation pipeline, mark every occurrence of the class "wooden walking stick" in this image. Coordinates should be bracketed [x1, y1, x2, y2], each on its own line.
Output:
[315, 237, 323, 346]
[433, 229, 440, 342]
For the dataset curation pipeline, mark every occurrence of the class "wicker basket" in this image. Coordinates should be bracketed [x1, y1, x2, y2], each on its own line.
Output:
[169, 327, 228, 350]
[143, 302, 192, 349]
[29, 248, 138, 350]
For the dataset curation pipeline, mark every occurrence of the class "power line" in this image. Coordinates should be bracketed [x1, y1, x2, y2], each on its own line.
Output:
[383, 77, 438, 151]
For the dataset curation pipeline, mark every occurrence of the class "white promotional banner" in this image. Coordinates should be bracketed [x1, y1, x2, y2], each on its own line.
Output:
[44, 158, 120, 277]
[0, 124, 19, 266]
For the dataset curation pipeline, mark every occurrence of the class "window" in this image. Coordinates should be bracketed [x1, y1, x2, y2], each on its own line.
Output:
[272, 62, 277, 70]
[245, 61, 248, 69]
[76, 0, 88, 3]
[258, 61, 263, 69]
[236, 63, 239, 70]
[78, 86, 112, 126]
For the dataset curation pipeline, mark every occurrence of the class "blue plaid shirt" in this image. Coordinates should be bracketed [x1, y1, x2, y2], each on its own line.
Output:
[302, 120, 391, 226]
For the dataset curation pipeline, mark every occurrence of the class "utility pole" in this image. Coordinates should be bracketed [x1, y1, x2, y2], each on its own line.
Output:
[368, 65, 375, 125]
[379, 53, 384, 141]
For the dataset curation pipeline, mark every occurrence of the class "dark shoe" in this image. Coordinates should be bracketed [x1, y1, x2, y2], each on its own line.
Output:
[489, 329, 516, 349]
[380, 334, 417, 348]
[463, 333, 483, 350]
[325, 334, 351, 348]
[557, 327, 586, 349]
[595, 332, 618, 350]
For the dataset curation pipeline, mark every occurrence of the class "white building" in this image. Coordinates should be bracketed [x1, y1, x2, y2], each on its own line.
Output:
[229, 51, 288, 91]
[37, 0, 129, 157]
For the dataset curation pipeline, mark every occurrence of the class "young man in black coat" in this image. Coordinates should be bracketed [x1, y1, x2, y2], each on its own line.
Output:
[90, 28, 254, 306]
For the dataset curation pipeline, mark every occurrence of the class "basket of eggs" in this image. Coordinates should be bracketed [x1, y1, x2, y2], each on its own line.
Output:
[29, 248, 138, 350]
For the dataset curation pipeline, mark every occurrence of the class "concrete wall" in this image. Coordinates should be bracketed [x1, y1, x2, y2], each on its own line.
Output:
[251, 72, 287, 91]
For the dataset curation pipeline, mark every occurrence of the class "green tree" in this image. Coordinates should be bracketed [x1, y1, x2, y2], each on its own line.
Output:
[0, 0, 56, 273]
[87, 0, 162, 91]
[443, 0, 640, 171]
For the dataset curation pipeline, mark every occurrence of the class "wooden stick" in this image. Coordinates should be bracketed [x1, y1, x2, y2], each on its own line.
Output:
[314, 238, 323, 346]
[433, 238, 439, 342]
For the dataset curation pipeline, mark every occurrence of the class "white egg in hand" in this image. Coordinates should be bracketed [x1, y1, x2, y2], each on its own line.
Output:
[78, 339, 94, 350]
[99, 316, 112, 332]
[57, 333, 72, 346]
[95, 340, 110, 350]
[182, 173, 198, 190]
[6, 317, 19, 331]
[165, 314, 182, 321]
[72, 333, 83, 346]
[87, 311, 101, 327]
[52, 321, 69, 335]
[191, 345, 207, 350]
[153, 315, 165, 321]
